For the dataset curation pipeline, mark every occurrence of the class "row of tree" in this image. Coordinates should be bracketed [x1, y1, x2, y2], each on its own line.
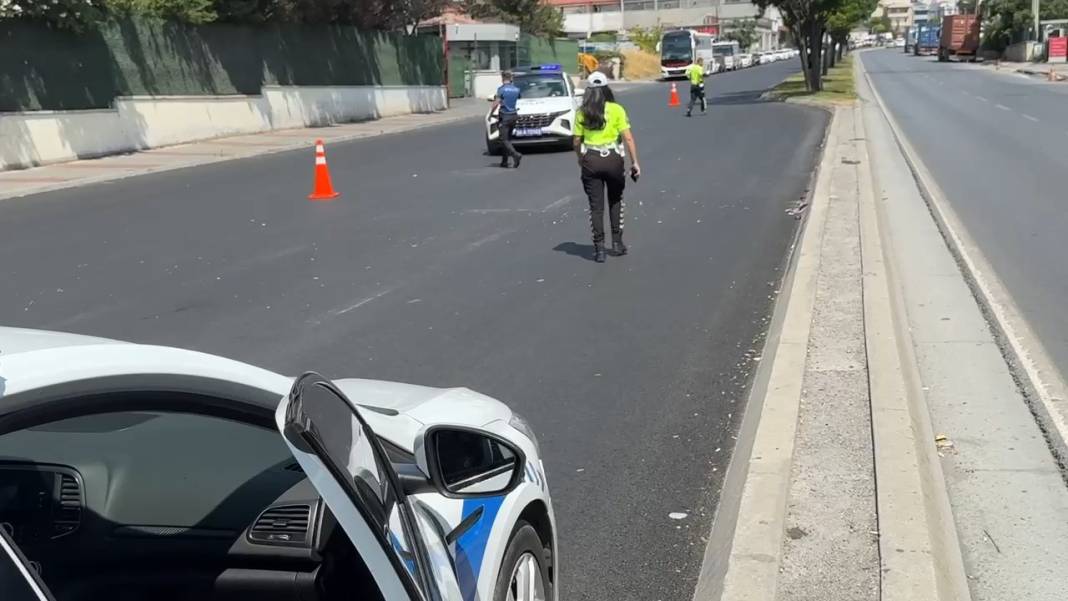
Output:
[0, 0, 561, 35]
[755, 0, 877, 90]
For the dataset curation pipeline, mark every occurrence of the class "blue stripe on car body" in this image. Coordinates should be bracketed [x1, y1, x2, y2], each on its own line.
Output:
[455, 496, 505, 601]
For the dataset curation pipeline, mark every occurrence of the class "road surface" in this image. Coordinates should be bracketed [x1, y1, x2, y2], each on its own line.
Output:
[0, 61, 825, 600]
[862, 49, 1068, 384]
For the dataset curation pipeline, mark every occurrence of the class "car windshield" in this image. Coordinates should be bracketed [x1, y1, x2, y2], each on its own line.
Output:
[661, 34, 692, 61]
[712, 45, 735, 57]
[514, 74, 568, 98]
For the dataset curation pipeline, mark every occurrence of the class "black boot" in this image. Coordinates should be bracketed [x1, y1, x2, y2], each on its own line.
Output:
[593, 244, 607, 263]
[612, 239, 628, 256]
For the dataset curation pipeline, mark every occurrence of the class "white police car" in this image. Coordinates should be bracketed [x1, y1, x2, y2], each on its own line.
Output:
[485, 64, 581, 155]
[0, 327, 557, 601]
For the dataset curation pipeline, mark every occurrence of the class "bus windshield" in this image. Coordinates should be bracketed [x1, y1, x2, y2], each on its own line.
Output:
[661, 33, 693, 63]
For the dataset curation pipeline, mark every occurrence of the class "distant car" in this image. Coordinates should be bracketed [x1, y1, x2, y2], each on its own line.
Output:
[0, 327, 558, 601]
[894, 37, 906, 47]
[738, 53, 754, 68]
[485, 64, 580, 156]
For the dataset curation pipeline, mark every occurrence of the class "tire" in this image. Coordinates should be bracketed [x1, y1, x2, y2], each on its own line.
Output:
[492, 522, 552, 601]
[486, 137, 503, 156]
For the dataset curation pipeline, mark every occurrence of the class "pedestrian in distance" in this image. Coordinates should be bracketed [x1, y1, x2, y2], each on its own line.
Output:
[492, 71, 523, 169]
[573, 71, 641, 263]
[685, 57, 707, 117]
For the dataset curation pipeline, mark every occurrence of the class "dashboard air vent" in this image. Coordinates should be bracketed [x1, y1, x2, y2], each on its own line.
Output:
[249, 505, 311, 545]
[52, 474, 81, 538]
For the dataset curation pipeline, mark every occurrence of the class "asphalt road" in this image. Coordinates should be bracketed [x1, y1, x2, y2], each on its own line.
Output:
[862, 49, 1068, 385]
[0, 61, 825, 600]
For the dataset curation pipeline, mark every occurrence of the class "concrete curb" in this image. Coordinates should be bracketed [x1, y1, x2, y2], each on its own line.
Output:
[857, 53, 1068, 475]
[852, 64, 973, 600]
[710, 105, 840, 601]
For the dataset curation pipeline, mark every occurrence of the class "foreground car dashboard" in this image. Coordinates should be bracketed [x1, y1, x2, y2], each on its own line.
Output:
[0, 328, 558, 601]
[0, 413, 384, 601]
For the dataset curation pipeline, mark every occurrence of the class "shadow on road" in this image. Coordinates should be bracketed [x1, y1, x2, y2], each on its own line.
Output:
[709, 90, 772, 106]
[553, 241, 597, 261]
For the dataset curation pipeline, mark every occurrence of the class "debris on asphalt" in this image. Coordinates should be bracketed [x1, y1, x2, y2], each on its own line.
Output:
[668, 512, 688, 520]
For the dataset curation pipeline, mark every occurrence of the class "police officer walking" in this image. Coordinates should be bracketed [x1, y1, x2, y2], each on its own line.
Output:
[685, 57, 707, 117]
[493, 71, 523, 169]
[573, 72, 640, 263]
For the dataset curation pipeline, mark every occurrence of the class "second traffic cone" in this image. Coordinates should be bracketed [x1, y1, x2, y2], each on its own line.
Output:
[308, 139, 339, 201]
[669, 83, 681, 107]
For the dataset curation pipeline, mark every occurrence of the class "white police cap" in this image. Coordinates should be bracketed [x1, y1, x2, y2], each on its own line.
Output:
[586, 71, 609, 88]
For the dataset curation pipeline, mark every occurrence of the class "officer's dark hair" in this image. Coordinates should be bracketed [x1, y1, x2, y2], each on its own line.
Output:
[579, 85, 616, 131]
[502, 71, 513, 82]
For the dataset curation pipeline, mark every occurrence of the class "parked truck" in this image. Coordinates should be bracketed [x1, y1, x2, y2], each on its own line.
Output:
[939, 14, 981, 61]
[915, 23, 941, 55]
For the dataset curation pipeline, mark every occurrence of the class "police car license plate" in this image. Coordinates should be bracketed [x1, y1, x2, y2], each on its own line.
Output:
[513, 128, 544, 138]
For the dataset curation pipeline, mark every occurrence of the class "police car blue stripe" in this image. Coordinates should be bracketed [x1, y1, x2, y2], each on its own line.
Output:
[455, 495, 505, 601]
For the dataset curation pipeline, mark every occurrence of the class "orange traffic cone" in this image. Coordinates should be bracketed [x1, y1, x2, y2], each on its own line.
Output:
[669, 83, 681, 107]
[308, 139, 339, 201]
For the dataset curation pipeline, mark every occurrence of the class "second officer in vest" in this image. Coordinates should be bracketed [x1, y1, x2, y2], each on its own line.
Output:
[573, 71, 641, 263]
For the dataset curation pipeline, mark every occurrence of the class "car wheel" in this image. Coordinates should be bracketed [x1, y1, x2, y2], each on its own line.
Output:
[486, 138, 503, 156]
[493, 522, 552, 601]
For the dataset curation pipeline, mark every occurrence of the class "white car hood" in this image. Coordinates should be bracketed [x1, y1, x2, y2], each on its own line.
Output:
[516, 97, 575, 115]
[334, 378, 514, 452]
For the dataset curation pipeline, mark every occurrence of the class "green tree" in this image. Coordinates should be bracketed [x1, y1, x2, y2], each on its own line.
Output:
[0, 0, 101, 29]
[868, 14, 891, 34]
[754, 0, 850, 91]
[628, 25, 662, 53]
[462, 0, 562, 36]
[105, 0, 217, 23]
[723, 18, 759, 50]
[827, 0, 876, 62]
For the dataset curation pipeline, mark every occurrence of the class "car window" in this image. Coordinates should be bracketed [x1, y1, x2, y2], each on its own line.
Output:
[514, 74, 568, 98]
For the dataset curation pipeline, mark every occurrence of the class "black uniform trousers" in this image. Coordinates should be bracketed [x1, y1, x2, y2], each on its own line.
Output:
[688, 84, 706, 114]
[580, 149, 626, 245]
[498, 112, 522, 163]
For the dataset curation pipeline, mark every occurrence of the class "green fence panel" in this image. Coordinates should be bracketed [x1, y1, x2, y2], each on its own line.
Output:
[0, 17, 444, 112]
[518, 35, 579, 70]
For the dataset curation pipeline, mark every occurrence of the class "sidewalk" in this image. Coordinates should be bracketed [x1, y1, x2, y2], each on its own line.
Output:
[981, 59, 1068, 81]
[0, 98, 487, 201]
[707, 53, 1068, 601]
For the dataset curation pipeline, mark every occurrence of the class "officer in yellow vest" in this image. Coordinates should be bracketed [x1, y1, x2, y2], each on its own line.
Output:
[684, 57, 707, 117]
[573, 71, 641, 263]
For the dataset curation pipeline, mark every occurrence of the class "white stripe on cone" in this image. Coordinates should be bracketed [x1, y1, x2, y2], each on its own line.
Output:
[315, 156, 327, 165]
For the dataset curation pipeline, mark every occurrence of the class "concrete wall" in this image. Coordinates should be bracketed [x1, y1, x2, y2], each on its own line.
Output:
[0, 85, 447, 170]
[1003, 40, 1041, 62]
[470, 72, 504, 100]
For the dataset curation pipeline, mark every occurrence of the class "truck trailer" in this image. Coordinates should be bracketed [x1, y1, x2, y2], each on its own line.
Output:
[939, 14, 981, 61]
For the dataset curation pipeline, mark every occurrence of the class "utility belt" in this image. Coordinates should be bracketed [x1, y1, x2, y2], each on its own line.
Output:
[582, 142, 624, 158]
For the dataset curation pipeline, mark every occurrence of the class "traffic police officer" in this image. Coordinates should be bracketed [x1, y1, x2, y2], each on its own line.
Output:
[573, 71, 641, 263]
[493, 71, 523, 168]
[685, 57, 707, 117]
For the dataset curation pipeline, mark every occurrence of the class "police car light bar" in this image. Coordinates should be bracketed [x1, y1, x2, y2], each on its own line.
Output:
[532, 64, 562, 71]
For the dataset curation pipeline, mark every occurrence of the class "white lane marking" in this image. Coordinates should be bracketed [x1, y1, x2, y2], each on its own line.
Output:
[975, 95, 989, 102]
[996, 103, 1011, 111]
[332, 287, 395, 315]
[1022, 114, 1039, 122]
[542, 195, 573, 212]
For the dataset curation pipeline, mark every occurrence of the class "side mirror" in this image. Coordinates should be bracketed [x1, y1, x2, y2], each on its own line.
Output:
[575, 88, 585, 97]
[486, 94, 496, 102]
[418, 426, 524, 498]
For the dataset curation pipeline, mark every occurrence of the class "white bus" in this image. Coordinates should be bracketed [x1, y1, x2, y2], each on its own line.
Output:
[659, 29, 718, 79]
[712, 40, 742, 71]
